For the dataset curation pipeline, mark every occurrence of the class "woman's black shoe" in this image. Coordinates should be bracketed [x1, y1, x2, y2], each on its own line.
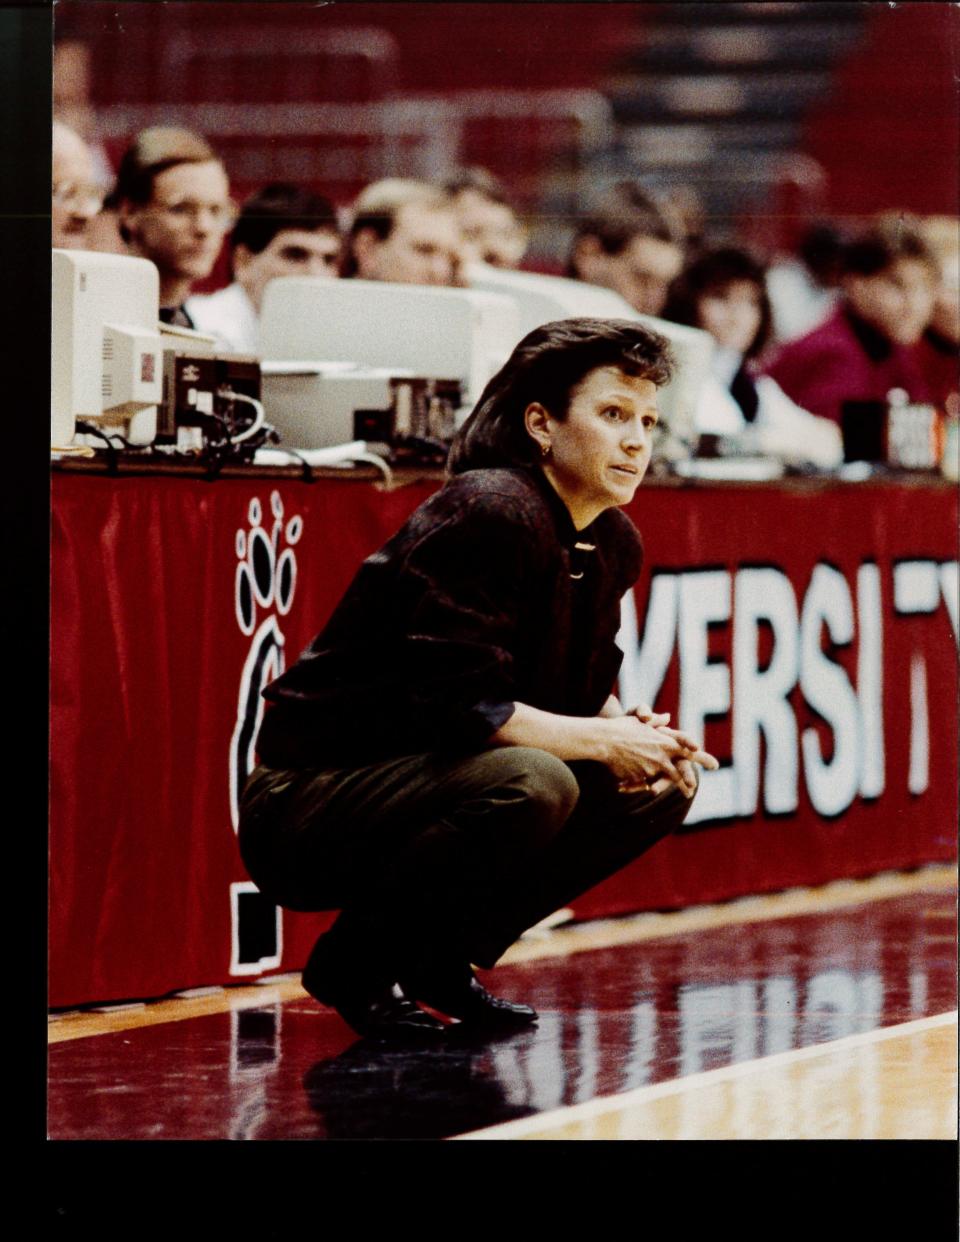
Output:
[401, 967, 538, 1030]
[302, 935, 447, 1041]
[304, 974, 448, 1042]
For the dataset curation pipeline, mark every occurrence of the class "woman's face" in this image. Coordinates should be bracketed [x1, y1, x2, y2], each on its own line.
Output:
[697, 279, 763, 354]
[845, 258, 937, 346]
[530, 364, 659, 529]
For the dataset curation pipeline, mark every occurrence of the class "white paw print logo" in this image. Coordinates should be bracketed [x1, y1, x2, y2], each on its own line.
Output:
[235, 491, 302, 635]
[229, 490, 303, 835]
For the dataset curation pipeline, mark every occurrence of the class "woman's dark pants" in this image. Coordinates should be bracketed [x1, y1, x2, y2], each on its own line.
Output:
[239, 746, 697, 991]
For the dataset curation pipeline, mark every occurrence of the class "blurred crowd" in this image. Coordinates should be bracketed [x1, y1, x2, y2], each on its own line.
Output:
[53, 117, 959, 465]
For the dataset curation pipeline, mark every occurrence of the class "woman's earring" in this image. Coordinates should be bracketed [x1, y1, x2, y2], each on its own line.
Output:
[540, 441, 551, 459]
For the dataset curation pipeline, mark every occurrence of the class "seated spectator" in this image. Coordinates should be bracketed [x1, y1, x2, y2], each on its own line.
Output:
[442, 167, 527, 269]
[343, 179, 463, 286]
[83, 201, 128, 256]
[764, 218, 937, 423]
[112, 126, 235, 326]
[662, 247, 842, 467]
[766, 223, 844, 344]
[661, 184, 707, 254]
[916, 215, 960, 416]
[566, 181, 685, 316]
[52, 120, 104, 249]
[186, 182, 341, 354]
[53, 41, 115, 189]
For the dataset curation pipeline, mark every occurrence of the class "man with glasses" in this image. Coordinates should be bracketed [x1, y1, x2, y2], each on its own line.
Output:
[111, 126, 235, 327]
[52, 120, 105, 250]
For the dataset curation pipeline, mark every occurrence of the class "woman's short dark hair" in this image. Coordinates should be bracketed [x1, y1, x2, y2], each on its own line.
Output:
[843, 216, 937, 279]
[660, 247, 773, 359]
[448, 318, 674, 475]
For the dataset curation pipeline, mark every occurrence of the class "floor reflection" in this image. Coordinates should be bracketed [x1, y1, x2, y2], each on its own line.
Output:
[494, 888, 957, 1114]
[47, 888, 956, 1140]
[302, 1032, 535, 1140]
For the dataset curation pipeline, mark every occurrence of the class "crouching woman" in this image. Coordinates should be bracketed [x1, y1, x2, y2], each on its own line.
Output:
[239, 318, 718, 1041]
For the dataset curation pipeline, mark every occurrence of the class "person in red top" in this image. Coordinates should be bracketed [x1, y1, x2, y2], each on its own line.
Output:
[915, 215, 960, 417]
[763, 218, 938, 424]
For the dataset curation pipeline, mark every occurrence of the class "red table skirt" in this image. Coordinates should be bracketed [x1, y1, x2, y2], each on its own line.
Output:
[50, 471, 958, 1007]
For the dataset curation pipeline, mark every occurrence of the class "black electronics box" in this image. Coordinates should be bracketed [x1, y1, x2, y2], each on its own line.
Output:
[842, 398, 941, 469]
[354, 376, 461, 462]
[840, 400, 886, 463]
[158, 350, 261, 448]
[215, 355, 262, 441]
[158, 350, 218, 446]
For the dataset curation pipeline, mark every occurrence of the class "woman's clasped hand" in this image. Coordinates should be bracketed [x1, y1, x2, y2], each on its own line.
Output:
[609, 702, 719, 797]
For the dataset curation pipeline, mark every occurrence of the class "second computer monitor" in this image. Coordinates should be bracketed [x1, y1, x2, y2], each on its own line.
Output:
[259, 278, 522, 408]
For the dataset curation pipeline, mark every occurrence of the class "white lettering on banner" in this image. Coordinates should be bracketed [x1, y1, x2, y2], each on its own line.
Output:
[799, 564, 860, 818]
[939, 562, 958, 642]
[678, 570, 737, 824]
[908, 652, 929, 795]
[894, 559, 941, 614]
[893, 559, 957, 796]
[732, 568, 799, 817]
[856, 564, 885, 799]
[617, 556, 956, 824]
[615, 586, 640, 710]
[618, 574, 677, 711]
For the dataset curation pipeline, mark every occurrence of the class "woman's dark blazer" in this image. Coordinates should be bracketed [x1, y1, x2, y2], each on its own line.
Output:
[255, 466, 644, 770]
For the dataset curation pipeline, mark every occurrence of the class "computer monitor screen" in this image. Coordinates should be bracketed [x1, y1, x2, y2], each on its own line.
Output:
[259, 277, 522, 406]
[466, 262, 640, 332]
[52, 249, 163, 447]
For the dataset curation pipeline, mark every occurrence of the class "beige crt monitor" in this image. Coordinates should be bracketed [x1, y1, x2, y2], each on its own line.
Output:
[465, 262, 714, 447]
[52, 249, 164, 447]
[258, 277, 522, 408]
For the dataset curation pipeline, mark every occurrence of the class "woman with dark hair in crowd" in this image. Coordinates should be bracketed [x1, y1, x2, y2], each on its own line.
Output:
[662, 247, 841, 467]
[238, 318, 718, 1042]
[763, 218, 938, 426]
